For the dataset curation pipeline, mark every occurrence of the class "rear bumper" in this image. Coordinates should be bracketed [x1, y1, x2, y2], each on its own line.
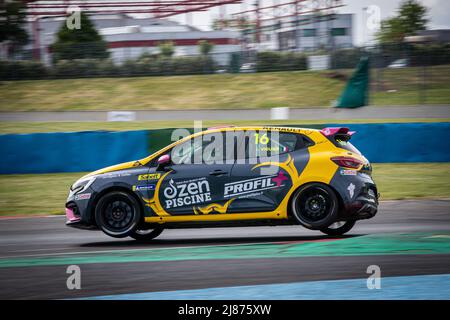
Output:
[356, 198, 378, 219]
[340, 192, 379, 221]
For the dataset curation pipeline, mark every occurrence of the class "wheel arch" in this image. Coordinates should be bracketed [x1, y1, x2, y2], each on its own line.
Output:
[286, 181, 344, 219]
[90, 186, 146, 227]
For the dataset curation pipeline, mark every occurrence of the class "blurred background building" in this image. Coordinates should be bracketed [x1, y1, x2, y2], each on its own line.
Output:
[0, 0, 449, 104]
[261, 13, 353, 52]
[22, 14, 241, 65]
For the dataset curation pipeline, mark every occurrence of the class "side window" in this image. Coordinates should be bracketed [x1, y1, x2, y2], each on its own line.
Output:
[170, 132, 225, 165]
[243, 131, 313, 160]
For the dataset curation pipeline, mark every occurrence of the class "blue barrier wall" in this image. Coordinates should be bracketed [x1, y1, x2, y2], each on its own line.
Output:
[329, 122, 450, 163]
[0, 123, 449, 174]
[0, 130, 149, 174]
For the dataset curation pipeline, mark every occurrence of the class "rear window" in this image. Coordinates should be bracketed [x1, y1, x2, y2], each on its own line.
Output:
[332, 134, 361, 154]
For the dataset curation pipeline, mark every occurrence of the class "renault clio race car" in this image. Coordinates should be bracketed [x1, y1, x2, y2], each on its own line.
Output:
[65, 126, 379, 240]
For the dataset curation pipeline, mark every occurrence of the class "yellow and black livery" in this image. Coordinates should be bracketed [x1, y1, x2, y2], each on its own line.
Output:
[65, 126, 378, 239]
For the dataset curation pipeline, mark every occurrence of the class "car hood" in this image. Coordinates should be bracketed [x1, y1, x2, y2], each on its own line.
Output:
[82, 160, 142, 179]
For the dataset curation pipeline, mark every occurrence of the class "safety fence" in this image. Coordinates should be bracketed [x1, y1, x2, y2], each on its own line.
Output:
[0, 122, 449, 174]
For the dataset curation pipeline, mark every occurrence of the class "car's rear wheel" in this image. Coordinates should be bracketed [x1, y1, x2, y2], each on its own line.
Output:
[130, 227, 164, 241]
[95, 191, 141, 238]
[291, 183, 339, 229]
[320, 220, 355, 236]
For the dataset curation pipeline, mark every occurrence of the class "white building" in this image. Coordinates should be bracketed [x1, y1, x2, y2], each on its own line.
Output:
[256, 13, 353, 52]
[25, 14, 241, 66]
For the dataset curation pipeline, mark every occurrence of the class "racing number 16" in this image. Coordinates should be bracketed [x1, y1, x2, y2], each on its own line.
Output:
[254, 133, 269, 145]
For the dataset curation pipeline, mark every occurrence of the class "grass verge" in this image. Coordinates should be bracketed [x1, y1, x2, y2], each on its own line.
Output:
[0, 68, 448, 111]
[0, 163, 448, 216]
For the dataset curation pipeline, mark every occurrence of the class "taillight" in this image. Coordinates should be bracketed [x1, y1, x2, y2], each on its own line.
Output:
[331, 156, 363, 169]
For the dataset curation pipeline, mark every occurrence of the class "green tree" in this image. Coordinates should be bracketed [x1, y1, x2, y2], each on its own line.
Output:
[52, 13, 109, 61]
[0, 1, 29, 57]
[198, 40, 214, 55]
[377, 0, 428, 44]
[158, 41, 175, 57]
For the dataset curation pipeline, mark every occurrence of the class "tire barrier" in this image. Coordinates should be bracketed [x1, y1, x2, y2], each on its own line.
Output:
[0, 130, 149, 174]
[0, 123, 448, 174]
[329, 122, 450, 163]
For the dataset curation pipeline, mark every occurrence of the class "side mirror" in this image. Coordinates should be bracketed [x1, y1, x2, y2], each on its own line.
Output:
[156, 154, 171, 171]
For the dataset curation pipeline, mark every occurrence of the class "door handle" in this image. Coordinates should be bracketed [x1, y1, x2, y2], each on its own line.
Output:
[209, 169, 228, 176]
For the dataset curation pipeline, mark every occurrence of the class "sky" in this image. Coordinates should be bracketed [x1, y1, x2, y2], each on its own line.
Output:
[165, 0, 450, 45]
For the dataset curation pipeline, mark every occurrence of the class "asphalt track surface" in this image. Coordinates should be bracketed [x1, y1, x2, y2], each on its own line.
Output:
[0, 199, 449, 300]
[1, 105, 449, 122]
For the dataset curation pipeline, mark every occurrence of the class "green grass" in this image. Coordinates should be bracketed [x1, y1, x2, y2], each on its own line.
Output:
[0, 172, 86, 216]
[0, 68, 448, 111]
[0, 72, 344, 111]
[0, 163, 448, 216]
[1, 118, 449, 134]
[372, 163, 450, 200]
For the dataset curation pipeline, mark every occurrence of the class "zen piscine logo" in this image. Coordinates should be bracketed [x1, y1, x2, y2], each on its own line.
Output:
[224, 172, 288, 198]
[163, 177, 211, 209]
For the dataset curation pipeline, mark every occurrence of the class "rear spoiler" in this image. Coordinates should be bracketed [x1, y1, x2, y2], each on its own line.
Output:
[320, 127, 356, 137]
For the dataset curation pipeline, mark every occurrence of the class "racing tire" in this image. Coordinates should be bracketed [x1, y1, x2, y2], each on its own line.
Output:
[291, 183, 339, 229]
[130, 227, 164, 241]
[95, 191, 141, 238]
[320, 221, 356, 236]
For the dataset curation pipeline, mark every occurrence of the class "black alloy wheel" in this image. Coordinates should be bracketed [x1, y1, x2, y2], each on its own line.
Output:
[95, 191, 141, 238]
[291, 183, 339, 229]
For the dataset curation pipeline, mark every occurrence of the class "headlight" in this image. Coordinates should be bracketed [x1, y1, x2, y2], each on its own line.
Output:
[70, 176, 96, 195]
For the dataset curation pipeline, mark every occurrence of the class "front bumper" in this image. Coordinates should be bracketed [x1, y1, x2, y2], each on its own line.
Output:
[65, 187, 98, 230]
[65, 207, 97, 230]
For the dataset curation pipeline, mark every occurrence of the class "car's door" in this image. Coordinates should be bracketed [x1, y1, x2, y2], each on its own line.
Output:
[227, 129, 303, 213]
[156, 131, 235, 216]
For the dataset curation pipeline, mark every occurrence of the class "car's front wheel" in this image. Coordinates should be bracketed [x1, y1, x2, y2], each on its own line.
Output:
[95, 191, 141, 238]
[130, 227, 164, 241]
[320, 221, 355, 236]
[291, 183, 339, 229]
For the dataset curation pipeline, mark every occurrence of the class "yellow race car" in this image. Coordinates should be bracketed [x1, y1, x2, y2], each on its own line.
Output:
[66, 126, 378, 240]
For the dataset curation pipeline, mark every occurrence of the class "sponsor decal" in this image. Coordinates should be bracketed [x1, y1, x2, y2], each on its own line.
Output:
[258, 146, 279, 152]
[238, 191, 263, 199]
[132, 184, 156, 192]
[163, 177, 211, 209]
[138, 173, 161, 181]
[74, 193, 91, 201]
[193, 198, 235, 215]
[347, 183, 355, 199]
[262, 126, 304, 134]
[340, 169, 357, 176]
[100, 172, 131, 179]
[272, 171, 288, 186]
[224, 172, 288, 198]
